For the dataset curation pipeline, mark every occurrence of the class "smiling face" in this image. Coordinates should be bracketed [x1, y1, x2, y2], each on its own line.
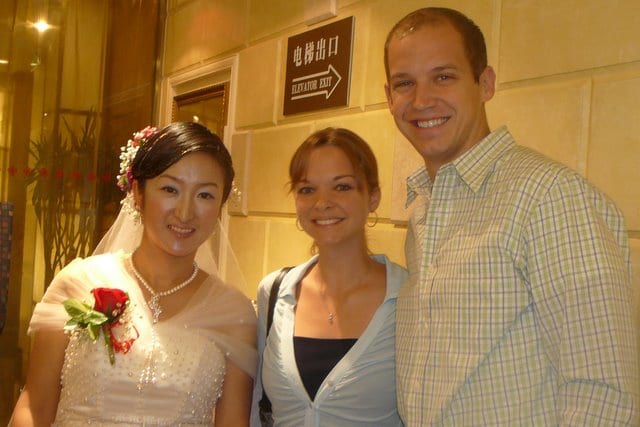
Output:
[133, 152, 225, 260]
[385, 21, 495, 179]
[293, 145, 380, 251]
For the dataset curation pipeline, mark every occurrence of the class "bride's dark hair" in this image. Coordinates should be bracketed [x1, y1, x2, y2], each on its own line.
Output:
[130, 121, 235, 203]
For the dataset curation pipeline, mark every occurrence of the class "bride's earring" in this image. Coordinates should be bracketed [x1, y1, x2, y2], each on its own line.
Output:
[133, 207, 141, 225]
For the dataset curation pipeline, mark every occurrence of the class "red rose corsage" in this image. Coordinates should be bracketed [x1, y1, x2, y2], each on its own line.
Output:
[63, 287, 139, 365]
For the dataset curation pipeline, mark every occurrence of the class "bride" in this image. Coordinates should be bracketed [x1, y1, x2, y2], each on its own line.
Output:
[11, 122, 256, 426]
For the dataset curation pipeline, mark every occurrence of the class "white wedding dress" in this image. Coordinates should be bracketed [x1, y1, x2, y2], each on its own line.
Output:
[29, 252, 257, 426]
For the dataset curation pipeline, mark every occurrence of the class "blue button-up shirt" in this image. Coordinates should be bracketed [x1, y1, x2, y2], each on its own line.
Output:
[251, 254, 407, 427]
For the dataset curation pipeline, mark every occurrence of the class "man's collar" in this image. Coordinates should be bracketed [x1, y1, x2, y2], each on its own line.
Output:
[405, 167, 431, 208]
[450, 126, 513, 193]
[404, 126, 514, 206]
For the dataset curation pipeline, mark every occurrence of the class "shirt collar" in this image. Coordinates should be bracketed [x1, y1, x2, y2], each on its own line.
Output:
[278, 254, 403, 302]
[405, 126, 515, 207]
[452, 126, 514, 193]
[405, 167, 432, 208]
[279, 256, 318, 304]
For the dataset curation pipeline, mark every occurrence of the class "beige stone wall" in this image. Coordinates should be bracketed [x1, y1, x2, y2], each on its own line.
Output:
[162, 0, 640, 365]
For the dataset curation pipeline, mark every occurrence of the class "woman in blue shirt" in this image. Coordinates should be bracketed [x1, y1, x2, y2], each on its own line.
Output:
[251, 127, 407, 426]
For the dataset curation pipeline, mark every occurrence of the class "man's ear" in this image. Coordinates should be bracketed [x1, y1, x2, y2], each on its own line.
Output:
[480, 66, 496, 102]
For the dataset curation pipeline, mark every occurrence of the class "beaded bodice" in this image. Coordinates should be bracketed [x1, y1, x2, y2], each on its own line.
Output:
[27, 252, 258, 426]
[56, 320, 225, 425]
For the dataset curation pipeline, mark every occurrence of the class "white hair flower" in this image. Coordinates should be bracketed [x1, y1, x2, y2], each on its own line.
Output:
[116, 126, 157, 219]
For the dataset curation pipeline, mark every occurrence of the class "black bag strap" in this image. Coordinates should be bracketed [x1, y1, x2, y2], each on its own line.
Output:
[259, 266, 293, 420]
[266, 266, 292, 335]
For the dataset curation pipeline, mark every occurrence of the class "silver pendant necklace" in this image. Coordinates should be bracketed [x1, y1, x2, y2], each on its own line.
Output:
[129, 256, 199, 324]
[327, 312, 335, 324]
[316, 268, 372, 325]
[318, 291, 337, 325]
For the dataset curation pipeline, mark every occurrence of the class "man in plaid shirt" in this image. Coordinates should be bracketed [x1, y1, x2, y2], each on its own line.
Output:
[384, 7, 639, 426]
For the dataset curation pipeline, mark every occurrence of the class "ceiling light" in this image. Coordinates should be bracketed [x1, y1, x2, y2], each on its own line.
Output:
[34, 20, 50, 33]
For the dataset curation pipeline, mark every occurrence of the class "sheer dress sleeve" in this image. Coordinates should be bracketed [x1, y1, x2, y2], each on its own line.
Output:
[183, 275, 257, 378]
[28, 254, 126, 334]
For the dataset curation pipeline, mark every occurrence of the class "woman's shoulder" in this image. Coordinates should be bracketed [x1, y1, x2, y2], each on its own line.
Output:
[257, 258, 315, 295]
[255, 259, 315, 312]
[257, 268, 289, 293]
[202, 275, 256, 316]
[370, 254, 408, 295]
[39, 253, 129, 306]
[50, 252, 126, 289]
[58, 251, 126, 275]
[371, 254, 407, 277]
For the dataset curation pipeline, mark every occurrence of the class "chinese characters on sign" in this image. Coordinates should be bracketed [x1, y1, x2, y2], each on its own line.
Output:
[283, 16, 354, 115]
[291, 34, 339, 67]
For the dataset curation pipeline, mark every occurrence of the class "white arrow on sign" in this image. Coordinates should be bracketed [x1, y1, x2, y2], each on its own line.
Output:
[290, 64, 342, 100]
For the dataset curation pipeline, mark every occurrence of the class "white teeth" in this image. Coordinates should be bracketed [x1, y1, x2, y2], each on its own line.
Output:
[315, 218, 341, 225]
[417, 117, 447, 128]
[169, 225, 193, 234]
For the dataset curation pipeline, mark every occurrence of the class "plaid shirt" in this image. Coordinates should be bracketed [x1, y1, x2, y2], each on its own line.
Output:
[397, 127, 639, 426]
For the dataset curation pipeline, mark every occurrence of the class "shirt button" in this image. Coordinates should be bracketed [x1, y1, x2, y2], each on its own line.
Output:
[327, 380, 334, 387]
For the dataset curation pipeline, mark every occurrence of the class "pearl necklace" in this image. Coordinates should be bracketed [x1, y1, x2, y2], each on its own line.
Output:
[129, 257, 199, 324]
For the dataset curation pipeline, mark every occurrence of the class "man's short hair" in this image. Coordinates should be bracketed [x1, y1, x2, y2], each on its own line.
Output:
[384, 7, 488, 82]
